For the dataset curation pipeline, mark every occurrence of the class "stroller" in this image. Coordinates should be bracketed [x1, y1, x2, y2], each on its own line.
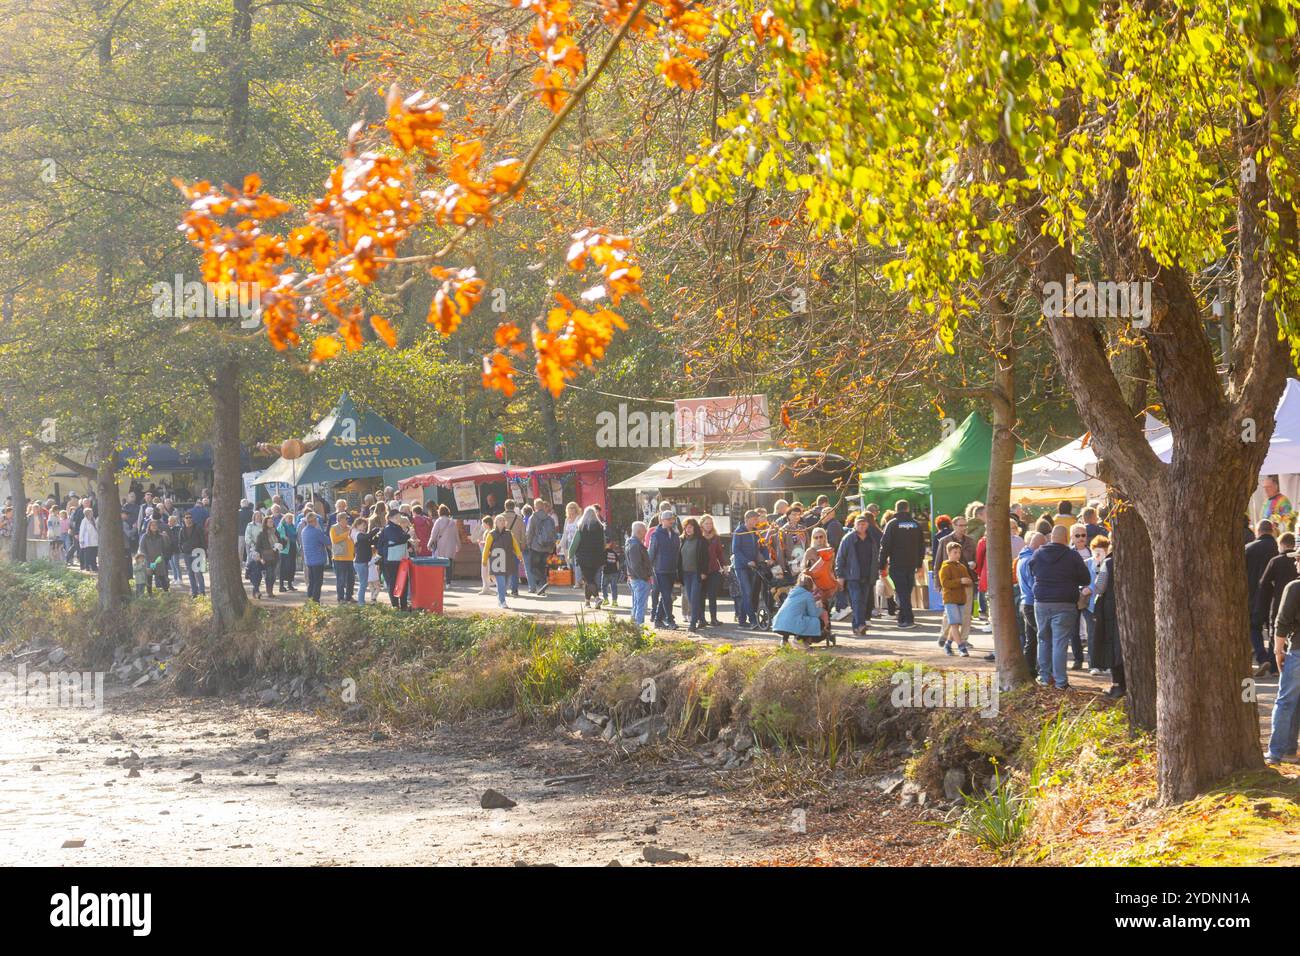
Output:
[752, 560, 794, 632]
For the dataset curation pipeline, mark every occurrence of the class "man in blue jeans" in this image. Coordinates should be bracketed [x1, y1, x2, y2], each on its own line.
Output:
[1267, 551, 1300, 764]
[731, 510, 761, 627]
[1028, 525, 1091, 689]
[299, 511, 330, 603]
[625, 522, 653, 625]
[647, 511, 680, 628]
[835, 514, 879, 636]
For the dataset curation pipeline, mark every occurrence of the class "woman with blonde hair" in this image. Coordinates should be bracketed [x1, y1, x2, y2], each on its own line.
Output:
[559, 501, 582, 588]
[483, 513, 523, 609]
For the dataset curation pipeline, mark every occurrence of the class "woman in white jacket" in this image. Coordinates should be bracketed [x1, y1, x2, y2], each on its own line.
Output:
[428, 504, 460, 580]
[77, 507, 99, 571]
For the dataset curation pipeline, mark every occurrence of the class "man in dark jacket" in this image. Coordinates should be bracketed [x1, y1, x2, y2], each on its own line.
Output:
[1247, 520, 1280, 667]
[647, 511, 680, 628]
[878, 500, 925, 627]
[1267, 552, 1300, 764]
[835, 514, 881, 636]
[625, 522, 653, 626]
[1255, 531, 1295, 677]
[731, 510, 762, 627]
[525, 499, 558, 595]
[137, 518, 171, 593]
[1028, 525, 1092, 689]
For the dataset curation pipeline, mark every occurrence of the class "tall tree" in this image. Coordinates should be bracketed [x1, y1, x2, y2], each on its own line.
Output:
[683, 0, 1300, 801]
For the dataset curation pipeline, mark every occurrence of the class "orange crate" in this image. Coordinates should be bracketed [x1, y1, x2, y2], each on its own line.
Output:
[548, 568, 573, 586]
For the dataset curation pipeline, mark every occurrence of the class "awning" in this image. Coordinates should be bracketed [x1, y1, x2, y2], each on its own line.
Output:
[609, 466, 723, 490]
[607, 451, 841, 491]
[398, 461, 508, 490]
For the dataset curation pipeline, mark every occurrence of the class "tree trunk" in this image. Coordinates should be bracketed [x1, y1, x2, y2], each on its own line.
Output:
[205, 0, 254, 634]
[93, 452, 129, 614]
[209, 357, 249, 631]
[7, 440, 26, 562]
[1107, 344, 1157, 733]
[1111, 494, 1156, 733]
[985, 298, 1028, 688]
[1140, 469, 1262, 802]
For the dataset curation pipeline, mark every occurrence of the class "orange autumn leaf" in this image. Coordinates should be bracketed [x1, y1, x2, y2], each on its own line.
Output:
[370, 314, 397, 348]
[482, 351, 519, 397]
[311, 335, 342, 363]
[385, 87, 448, 155]
[494, 322, 527, 353]
[531, 67, 569, 112]
[656, 53, 702, 90]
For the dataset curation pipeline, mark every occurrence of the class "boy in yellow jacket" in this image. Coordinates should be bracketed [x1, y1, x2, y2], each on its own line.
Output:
[938, 540, 975, 657]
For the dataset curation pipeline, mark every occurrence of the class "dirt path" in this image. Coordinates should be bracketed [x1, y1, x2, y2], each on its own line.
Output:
[0, 685, 981, 866]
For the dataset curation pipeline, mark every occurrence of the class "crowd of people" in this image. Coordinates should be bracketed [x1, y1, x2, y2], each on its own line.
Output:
[11, 471, 1300, 767]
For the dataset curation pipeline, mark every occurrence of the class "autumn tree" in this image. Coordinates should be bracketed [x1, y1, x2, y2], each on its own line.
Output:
[683, 0, 1300, 801]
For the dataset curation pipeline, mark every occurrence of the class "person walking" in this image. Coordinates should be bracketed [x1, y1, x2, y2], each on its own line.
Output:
[647, 510, 681, 628]
[571, 505, 607, 609]
[500, 500, 527, 597]
[250, 516, 280, 599]
[1247, 519, 1281, 670]
[1266, 550, 1300, 765]
[137, 518, 171, 593]
[835, 514, 879, 636]
[524, 498, 558, 595]
[1256, 532, 1298, 677]
[299, 511, 330, 603]
[878, 500, 925, 627]
[625, 522, 653, 625]
[179, 511, 207, 596]
[1028, 525, 1092, 690]
[938, 540, 976, 656]
[330, 513, 356, 603]
[482, 513, 522, 609]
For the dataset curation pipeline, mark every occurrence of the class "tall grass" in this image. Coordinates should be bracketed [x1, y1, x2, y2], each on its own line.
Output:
[956, 702, 1101, 850]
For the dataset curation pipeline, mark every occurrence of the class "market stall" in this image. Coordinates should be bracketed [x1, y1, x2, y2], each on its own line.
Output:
[504, 459, 609, 517]
[1010, 413, 1168, 506]
[396, 461, 511, 577]
[858, 413, 1026, 518]
[254, 392, 434, 506]
[609, 449, 854, 534]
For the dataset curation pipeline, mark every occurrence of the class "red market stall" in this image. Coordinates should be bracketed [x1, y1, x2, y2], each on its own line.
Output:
[504, 459, 609, 516]
[397, 461, 510, 512]
[397, 461, 511, 579]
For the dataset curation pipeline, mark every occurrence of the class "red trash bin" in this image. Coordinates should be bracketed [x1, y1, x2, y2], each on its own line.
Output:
[407, 557, 447, 613]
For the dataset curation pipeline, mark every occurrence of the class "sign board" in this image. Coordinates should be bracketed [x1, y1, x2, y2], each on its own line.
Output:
[674, 395, 771, 447]
[452, 482, 479, 512]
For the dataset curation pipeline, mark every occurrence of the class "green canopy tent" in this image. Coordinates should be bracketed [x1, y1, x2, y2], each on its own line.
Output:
[255, 392, 434, 490]
[858, 413, 1021, 520]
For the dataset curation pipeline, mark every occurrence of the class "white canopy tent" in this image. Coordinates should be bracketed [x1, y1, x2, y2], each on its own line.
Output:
[1013, 379, 1300, 516]
[1011, 413, 1168, 504]
[1146, 378, 1300, 520]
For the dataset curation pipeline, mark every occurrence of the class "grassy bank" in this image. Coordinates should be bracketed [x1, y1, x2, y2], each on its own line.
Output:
[4, 560, 1297, 864]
